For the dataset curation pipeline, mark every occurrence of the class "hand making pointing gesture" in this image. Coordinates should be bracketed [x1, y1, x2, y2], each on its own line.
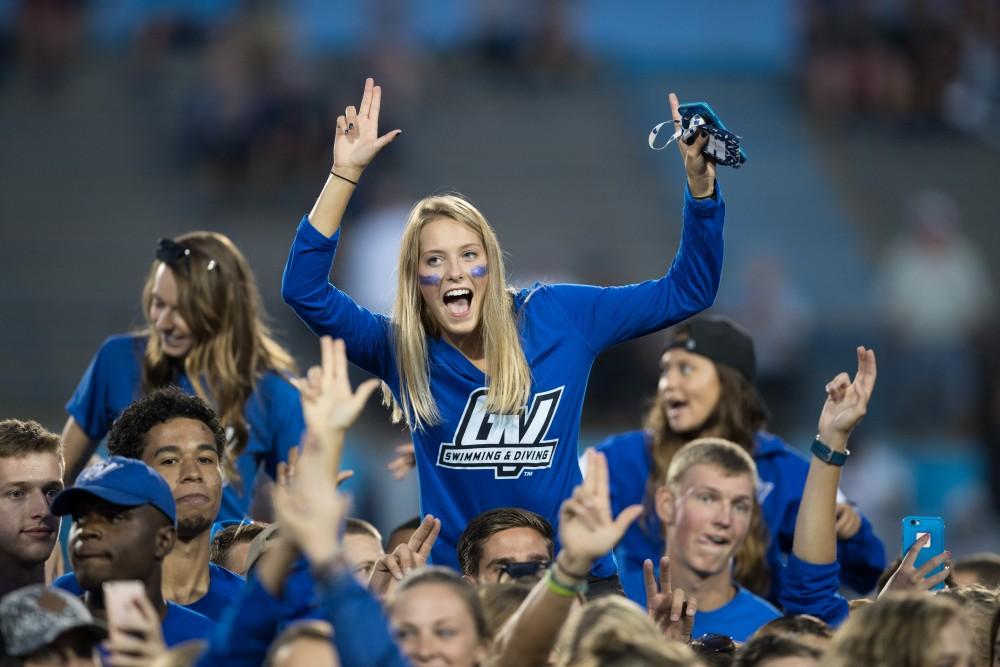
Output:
[331, 77, 402, 184]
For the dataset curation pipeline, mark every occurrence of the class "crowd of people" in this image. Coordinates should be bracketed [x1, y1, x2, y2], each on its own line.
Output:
[0, 77, 995, 667]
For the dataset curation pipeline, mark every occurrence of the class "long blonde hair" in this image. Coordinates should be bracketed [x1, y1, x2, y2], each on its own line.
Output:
[385, 194, 532, 430]
[141, 231, 296, 483]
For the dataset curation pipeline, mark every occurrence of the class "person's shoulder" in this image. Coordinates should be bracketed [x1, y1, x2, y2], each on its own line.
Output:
[253, 368, 299, 398]
[595, 430, 650, 455]
[95, 333, 148, 358]
[512, 283, 546, 309]
[52, 572, 82, 595]
[754, 431, 808, 464]
[209, 562, 247, 590]
[732, 585, 782, 618]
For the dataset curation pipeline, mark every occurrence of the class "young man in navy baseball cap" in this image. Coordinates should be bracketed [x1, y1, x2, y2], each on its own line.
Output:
[50, 456, 214, 647]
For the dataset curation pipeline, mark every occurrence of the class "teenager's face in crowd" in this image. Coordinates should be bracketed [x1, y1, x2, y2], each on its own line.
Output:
[343, 532, 384, 584]
[141, 417, 222, 542]
[658, 463, 754, 580]
[933, 617, 972, 667]
[391, 583, 487, 667]
[658, 348, 721, 434]
[417, 217, 489, 348]
[150, 264, 194, 358]
[69, 498, 174, 590]
[0, 453, 63, 568]
[473, 527, 550, 584]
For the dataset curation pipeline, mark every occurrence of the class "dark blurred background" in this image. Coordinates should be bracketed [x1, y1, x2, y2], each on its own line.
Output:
[2, 0, 999, 563]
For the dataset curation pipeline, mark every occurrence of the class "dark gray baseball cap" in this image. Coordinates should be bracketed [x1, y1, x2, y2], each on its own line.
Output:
[0, 585, 106, 657]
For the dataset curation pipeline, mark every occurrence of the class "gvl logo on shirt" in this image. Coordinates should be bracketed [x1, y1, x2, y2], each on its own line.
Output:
[438, 386, 564, 479]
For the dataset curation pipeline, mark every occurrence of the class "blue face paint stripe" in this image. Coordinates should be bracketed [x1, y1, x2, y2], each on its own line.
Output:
[470, 265, 488, 278]
[419, 274, 442, 286]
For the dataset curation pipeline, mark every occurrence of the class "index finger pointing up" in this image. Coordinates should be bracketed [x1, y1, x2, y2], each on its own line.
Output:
[669, 92, 682, 125]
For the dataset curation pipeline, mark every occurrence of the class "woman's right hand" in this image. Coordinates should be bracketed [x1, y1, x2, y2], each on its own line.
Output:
[332, 77, 402, 181]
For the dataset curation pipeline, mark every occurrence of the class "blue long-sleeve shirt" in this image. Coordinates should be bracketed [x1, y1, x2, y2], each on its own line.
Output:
[779, 554, 849, 628]
[282, 186, 725, 575]
[196, 558, 408, 667]
[316, 570, 410, 667]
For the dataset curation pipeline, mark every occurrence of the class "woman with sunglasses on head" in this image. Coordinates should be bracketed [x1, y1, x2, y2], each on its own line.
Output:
[62, 232, 304, 521]
[596, 317, 886, 606]
[282, 78, 726, 583]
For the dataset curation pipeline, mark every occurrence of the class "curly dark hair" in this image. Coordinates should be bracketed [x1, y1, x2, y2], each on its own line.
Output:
[107, 387, 227, 460]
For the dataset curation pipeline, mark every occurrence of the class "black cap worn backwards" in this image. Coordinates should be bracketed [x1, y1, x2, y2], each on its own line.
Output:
[664, 316, 756, 383]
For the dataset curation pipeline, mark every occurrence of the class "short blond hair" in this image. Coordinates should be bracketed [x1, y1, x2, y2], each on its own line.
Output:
[665, 437, 758, 491]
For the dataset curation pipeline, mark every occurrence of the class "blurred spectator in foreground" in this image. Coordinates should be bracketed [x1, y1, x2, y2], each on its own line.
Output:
[876, 188, 994, 435]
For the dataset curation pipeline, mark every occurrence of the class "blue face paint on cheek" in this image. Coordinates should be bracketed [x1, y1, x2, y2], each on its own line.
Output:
[469, 265, 488, 278]
[419, 274, 442, 286]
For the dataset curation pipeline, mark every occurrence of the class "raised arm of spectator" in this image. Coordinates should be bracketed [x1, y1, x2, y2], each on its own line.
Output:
[491, 450, 643, 667]
[782, 347, 876, 626]
[307, 78, 401, 238]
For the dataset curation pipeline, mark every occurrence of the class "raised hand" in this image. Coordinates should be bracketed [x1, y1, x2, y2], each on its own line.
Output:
[669, 92, 716, 198]
[387, 442, 416, 480]
[557, 450, 643, 576]
[817, 346, 877, 446]
[271, 445, 351, 565]
[332, 77, 401, 181]
[643, 556, 696, 642]
[368, 514, 441, 598]
[293, 337, 381, 437]
[879, 533, 951, 597]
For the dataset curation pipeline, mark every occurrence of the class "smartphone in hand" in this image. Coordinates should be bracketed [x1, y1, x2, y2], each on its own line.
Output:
[102, 580, 145, 640]
[902, 516, 946, 591]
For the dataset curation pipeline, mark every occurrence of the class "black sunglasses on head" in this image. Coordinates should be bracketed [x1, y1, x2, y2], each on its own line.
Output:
[690, 633, 736, 655]
[156, 238, 217, 272]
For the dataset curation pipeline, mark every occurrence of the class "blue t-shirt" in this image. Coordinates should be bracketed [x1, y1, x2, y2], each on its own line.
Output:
[163, 601, 215, 646]
[54, 563, 245, 622]
[66, 334, 305, 521]
[691, 586, 781, 643]
[186, 563, 245, 620]
[597, 429, 886, 604]
[282, 186, 726, 573]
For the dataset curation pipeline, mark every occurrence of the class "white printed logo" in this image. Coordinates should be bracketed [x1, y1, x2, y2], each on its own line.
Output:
[437, 387, 564, 479]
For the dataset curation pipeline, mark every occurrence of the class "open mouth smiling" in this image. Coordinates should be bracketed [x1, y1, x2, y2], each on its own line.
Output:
[442, 288, 473, 318]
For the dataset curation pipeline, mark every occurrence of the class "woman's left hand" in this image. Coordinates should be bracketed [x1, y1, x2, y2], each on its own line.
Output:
[817, 346, 877, 446]
[669, 92, 716, 197]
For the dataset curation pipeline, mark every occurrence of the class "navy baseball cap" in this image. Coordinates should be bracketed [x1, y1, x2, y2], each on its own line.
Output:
[51, 456, 177, 525]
